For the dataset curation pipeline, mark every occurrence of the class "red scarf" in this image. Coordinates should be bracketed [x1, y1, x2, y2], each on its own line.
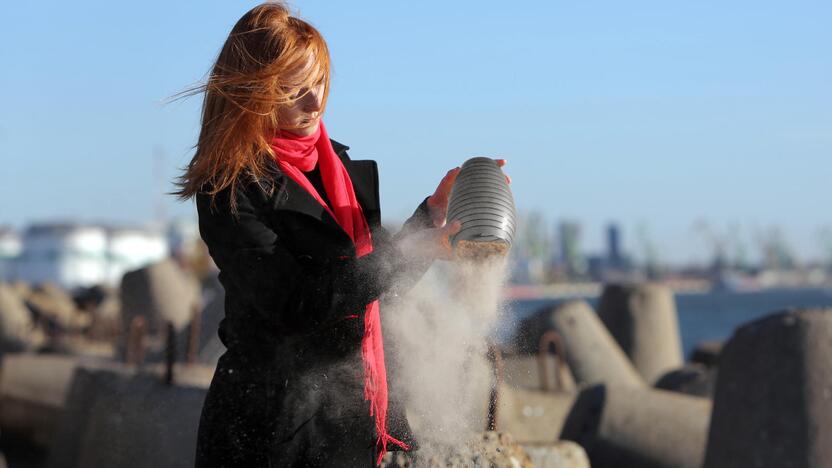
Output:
[270, 121, 408, 464]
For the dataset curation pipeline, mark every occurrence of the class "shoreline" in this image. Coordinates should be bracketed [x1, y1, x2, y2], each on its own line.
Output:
[504, 280, 832, 301]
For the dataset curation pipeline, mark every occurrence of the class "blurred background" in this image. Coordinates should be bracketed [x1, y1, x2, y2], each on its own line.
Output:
[0, 1, 830, 467]
[2, 0, 831, 350]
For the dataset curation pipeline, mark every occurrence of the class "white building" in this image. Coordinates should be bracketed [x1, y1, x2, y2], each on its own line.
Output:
[106, 228, 169, 285]
[0, 229, 22, 281]
[13, 223, 169, 289]
[167, 218, 201, 258]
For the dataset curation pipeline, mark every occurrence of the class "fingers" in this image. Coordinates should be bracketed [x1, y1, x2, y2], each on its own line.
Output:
[494, 159, 510, 184]
[442, 220, 462, 236]
[427, 196, 448, 227]
[438, 167, 460, 194]
[428, 161, 508, 231]
[428, 167, 462, 227]
[437, 220, 461, 260]
[429, 167, 460, 203]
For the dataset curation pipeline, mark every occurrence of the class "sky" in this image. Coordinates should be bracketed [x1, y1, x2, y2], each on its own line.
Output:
[1, 0, 830, 264]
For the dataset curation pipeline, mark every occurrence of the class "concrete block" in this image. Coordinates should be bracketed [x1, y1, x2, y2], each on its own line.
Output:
[501, 354, 543, 389]
[26, 283, 89, 331]
[704, 308, 832, 468]
[48, 366, 208, 468]
[496, 383, 575, 444]
[501, 354, 575, 393]
[0, 353, 117, 448]
[0, 283, 36, 353]
[548, 300, 644, 387]
[598, 283, 683, 384]
[689, 340, 722, 368]
[562, 384, 711, 468]
[654, 364, 715, 398]
[522, 441, 590, 468]
[120, 259, 200, 335]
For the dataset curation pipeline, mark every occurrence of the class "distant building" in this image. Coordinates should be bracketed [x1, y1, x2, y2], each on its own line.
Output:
[167, 218, 201, 258]
[13, 223, 168, 289]
[105, 227, 169, 285]
[607, 223, 622, 267]
[0, 228, 22, 281]
[586, 254, 606, 281]
[559, 221, 586, 278]
[15, 224, 109, 289]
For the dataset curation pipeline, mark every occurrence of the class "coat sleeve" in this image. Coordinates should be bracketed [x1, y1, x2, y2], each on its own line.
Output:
[395, 196, 434, 241]
[196, 184, 410, 335]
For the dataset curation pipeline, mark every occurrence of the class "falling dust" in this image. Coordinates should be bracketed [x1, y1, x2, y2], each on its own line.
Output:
[384, 240, 510, 464]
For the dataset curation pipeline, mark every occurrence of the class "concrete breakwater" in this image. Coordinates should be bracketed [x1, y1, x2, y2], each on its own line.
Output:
[704, 309, 832, 467]
[0, 353, 212, 468]
[0, 272, 831, 467]
[509, 283, 832, 468]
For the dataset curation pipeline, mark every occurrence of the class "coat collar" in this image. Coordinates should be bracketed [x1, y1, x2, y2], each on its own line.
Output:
[272, 139, 381, 236]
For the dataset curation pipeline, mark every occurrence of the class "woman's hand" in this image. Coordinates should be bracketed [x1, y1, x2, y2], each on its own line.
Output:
[426, 159, 510, 227]
[426, 167, 460, 228]
[496, 159, 511, 184]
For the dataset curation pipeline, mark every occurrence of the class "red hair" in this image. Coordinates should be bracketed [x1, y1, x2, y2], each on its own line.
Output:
[175, 2, 331, 211]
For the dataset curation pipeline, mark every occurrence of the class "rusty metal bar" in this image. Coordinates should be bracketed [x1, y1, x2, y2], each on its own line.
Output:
[125, 315, 147, 367]
[486, 343, 504, 432]
[538, 330, 569, 392]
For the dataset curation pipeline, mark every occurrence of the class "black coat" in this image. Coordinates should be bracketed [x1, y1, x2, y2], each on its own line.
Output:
[194, 141, 432, 468]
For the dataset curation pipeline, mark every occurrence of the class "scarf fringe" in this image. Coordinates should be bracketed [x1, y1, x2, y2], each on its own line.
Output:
[375, 433, 411, 466]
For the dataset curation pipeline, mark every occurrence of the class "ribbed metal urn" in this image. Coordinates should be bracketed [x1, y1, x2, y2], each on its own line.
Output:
[447, 157, 516, 247]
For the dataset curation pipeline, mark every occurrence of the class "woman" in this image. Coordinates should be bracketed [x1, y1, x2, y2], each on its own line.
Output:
[176, 3, 478, 466]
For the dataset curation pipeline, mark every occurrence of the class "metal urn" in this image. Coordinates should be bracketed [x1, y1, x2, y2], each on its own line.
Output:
[447, 157, 516, 253]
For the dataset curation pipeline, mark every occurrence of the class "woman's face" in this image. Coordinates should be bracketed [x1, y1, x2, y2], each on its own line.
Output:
[277, 84, 324, 136]
[276, 55, 325, 136]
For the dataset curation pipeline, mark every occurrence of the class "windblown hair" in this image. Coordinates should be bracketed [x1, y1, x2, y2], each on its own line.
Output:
[175, 2, 331, 211]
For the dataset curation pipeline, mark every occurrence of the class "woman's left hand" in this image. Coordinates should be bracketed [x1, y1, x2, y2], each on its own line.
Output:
[426, 159, 510, 227]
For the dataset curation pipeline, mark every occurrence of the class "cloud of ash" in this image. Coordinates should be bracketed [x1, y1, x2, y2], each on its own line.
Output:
[384, 254, 509, 462]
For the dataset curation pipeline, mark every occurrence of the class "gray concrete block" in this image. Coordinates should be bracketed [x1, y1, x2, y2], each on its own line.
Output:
[654, 364, 715, 398]
[48, 366, 208, 468]
[501, 354, 576, 393]
[548, 300, 644, 387]
[120, 259, 200, 335]
[0, 283, 36, 353]
[495, 383, 575, 444]
[26, 283, 88, 331]
[562, 384, 711, 468]
[689, 340, 723, 368]
[704, 308, 832, 468]
[521, 442, 590, 468]
[598, 283, 683, 384]
[0, 354, 118, 449]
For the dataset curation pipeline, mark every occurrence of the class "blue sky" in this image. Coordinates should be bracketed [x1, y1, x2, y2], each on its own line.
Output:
[1, 1, 830, 264]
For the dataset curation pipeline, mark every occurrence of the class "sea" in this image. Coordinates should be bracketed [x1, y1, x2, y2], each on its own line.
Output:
[498, 287, 832, 358]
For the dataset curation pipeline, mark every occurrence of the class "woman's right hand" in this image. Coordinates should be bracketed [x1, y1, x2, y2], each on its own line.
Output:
[427, 167, 461, 228]
[397, 220, 462, 261]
